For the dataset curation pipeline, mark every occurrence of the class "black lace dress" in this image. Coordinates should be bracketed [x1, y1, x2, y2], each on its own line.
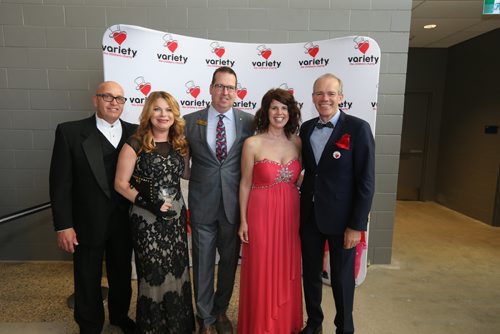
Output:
[128, 138, 195, 334]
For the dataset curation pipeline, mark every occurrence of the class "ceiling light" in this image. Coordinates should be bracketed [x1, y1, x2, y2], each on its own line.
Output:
[424, 24, 437, 29]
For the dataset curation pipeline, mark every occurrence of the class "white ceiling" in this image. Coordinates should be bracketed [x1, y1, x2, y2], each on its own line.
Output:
[410, 0, 500, 47]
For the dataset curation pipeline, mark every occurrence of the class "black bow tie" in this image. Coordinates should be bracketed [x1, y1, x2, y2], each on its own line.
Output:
[315, 122, 334, 129]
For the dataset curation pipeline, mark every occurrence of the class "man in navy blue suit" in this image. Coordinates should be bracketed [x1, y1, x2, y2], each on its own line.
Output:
[299, 73, 375, 334]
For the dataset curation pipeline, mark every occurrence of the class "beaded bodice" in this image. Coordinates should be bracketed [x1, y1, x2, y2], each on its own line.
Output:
[251, 159, 301, 189]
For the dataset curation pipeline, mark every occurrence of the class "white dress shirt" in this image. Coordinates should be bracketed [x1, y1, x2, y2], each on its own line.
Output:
[96, 114, 122, 148]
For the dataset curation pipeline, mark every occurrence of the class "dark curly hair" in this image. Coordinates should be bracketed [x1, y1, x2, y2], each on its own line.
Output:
[253, 88, 301, 138]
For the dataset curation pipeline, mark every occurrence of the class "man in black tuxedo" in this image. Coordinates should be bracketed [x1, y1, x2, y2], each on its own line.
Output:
[299, 74, 375, 334]
[50, 81, 137, 334]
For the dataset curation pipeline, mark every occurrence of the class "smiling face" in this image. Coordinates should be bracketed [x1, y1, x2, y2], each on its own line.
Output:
[93, 81, 125, 124]
[150, 98, 174, 132]
[209, 71, 237, 113]
[312, 76, 344, 122]
[268, 99, 289, 130]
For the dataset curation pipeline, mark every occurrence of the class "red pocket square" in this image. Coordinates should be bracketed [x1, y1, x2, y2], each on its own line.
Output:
[336, 134, 350, 150]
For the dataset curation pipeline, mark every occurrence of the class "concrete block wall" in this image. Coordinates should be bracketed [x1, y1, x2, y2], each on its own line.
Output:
[0, 0, 410, 264]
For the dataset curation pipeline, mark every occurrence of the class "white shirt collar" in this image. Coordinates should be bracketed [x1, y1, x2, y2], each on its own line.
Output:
[95, 114, 122, 148]
[208, 105, 234, 122]
[318, 110, 341, 127]
[95, 114, 121, 128]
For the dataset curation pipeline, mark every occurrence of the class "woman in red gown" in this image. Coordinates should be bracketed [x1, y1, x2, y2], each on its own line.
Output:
[238, 88, 303, 333]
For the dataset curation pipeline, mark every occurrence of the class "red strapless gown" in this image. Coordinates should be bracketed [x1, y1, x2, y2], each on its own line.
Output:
[238, 159, 303, 334]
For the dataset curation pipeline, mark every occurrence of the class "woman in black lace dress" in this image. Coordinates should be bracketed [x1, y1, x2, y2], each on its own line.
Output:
[115, 91, 195, 333]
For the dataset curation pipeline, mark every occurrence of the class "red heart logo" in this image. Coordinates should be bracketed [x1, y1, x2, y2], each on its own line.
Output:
[288, 88, 294, 95]
[358, 41, 369, 54]
[237, 88, 247, 100]
[261, 49, 272, 59]
[113, 31, 127, 45]
[166, 40, 178, 53]
[214, 47, 225, 58]
[139, 83, 151, 96]
[190, 87, 200, 98]
[308, 46, 319, 57]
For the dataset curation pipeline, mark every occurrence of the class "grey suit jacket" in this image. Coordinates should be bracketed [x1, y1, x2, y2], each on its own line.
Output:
[184, 108, 254, 225]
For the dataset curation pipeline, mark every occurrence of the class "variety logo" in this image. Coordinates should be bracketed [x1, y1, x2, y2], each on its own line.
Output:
[279, 83, 304, 109]
[305, 42, 319, 58]
[339, 100, 353, 111]
[348, 37, 379, 65]
[233, 83, 256, 110]
[236, 83, 247, 100]
[185, 80, 201, 98]
[128, 76, 152, 106]
[371, 101, 377, 110]
[180, 81, 211, 109]
[102, 25, 138, 58]
[157, 33, 188, 64]
[212, 41, 225, 58]
[298, 42, 329, 68]
[205, 41, 235, 68]
[279, 83, 294, 96]
[111, 28, 126, 45]
[252, 45, 281, 69]
[354, 36, 370, 54]
[163, 33, 178, 52]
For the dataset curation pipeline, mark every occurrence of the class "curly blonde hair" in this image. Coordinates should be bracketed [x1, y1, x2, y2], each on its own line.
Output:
[134, 91, 188, 156]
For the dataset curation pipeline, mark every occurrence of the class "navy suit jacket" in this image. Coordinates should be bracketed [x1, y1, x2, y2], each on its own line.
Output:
[300, 111, 375, 235]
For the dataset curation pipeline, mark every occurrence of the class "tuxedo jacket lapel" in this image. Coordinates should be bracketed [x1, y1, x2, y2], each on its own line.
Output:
[120, 119, 136, 142]
[81, 118, 111, 199]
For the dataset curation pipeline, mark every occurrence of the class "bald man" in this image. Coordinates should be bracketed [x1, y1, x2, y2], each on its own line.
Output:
[50, 81, 137, 334]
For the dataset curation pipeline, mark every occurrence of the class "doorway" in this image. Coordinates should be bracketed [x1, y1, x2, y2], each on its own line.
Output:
[397, 92, 431, 200]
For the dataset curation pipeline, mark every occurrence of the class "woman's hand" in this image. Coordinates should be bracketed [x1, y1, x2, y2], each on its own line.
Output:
[159, 201, 172, 212]
[238, 221, 249, 243]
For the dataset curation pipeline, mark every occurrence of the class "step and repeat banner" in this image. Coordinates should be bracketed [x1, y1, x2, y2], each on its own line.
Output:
[102, 24, 380, 130]
[102, 24, 380, 285]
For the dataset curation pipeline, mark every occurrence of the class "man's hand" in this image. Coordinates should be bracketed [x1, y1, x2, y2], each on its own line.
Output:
[344, 227, 361, 249]
[57, 228, 79, 253]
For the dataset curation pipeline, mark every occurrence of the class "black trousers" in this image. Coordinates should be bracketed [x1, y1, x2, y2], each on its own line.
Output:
[300, 210, 356, 334]
[73, 209, 133, 334]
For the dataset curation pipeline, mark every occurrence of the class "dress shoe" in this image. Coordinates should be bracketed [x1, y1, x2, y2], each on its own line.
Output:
[110, 317, 136, 334]
[299, 324, 323, 334]
[215, 313, 233, 334]
[199, 324, 217, 334]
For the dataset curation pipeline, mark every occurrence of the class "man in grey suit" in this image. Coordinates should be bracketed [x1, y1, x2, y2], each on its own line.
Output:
[184, 66, 254, 334]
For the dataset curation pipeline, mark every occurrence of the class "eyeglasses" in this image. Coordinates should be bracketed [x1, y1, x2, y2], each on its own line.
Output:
[212, 84, 236, 92]
[96, 93, 127, 104]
